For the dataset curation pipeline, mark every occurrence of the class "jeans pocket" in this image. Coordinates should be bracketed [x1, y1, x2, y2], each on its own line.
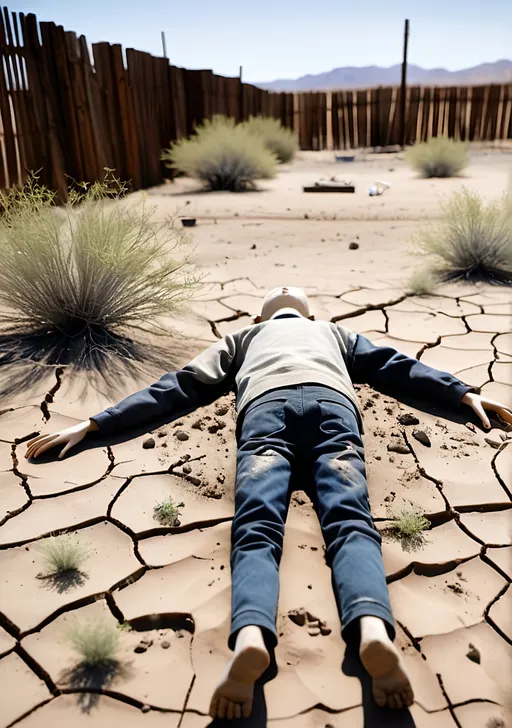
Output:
[318, 398, 354, 435]
[239, 397, 288, 441]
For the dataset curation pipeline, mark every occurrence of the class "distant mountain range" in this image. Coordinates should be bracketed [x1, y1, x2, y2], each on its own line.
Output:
[256, 60, 512, 92]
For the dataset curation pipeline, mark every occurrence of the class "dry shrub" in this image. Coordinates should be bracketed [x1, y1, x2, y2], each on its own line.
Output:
[66, 620, 120, 666]
[0, 172, 200, 384]
[39, 534, 89, 575]
[407, 268, 438, 295]
[414, 188, 512, 284]
[162, 116, 277, 191]
[242, 116, 298, 163]
[406, 137, 469, 178]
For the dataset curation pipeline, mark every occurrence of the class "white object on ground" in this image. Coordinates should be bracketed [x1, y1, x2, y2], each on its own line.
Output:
[369, 180, 391, 196]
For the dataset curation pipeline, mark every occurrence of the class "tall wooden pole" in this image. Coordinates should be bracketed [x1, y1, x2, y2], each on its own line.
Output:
[161, 31, 168, 59]
[239, 65, 244, 122]
[400, 19, 409, 148]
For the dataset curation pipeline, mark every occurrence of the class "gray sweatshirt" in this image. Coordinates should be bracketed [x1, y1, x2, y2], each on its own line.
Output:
[91, 312, 473, 436]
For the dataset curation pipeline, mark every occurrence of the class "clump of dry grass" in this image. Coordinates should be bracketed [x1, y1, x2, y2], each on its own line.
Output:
[406, 137, 469, 178]
[0, 171, 200, 380]
[66, 620, 120, 666]
[162, 116, 277, 191]
[242, 116, 298, 163]
[39, 534, 90, 575]
[413, 188, 512, 284]
[407, 268, 438, 295]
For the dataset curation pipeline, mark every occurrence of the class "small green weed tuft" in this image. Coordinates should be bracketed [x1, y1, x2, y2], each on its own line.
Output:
[406, 137, 469, 178]
[39, 534, 89, 575]
[153, 497, 185, 527]
[162, 116, 277, 191]
[392, 507, 431, 538]
[413, 188, 512, 284]
[66, 620, 120, 666]
[242, 116, 298, 163]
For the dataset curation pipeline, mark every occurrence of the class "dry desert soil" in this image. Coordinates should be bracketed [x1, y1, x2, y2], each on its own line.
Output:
[0, 148, 511, 728]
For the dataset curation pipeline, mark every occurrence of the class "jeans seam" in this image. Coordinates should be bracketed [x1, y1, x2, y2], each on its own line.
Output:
[345, 597, 387, 609]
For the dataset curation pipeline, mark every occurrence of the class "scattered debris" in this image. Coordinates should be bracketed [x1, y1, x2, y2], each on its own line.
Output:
[387, 441, 411, 455]
[398, 413, 420, 426]
[174, 430, 190, 441]
[161, 641, 170, 649]
[215, 405, 229, 416]
[369, 180, 391, 196]
[349, 242, 359, 250]
[464, 422, 476, 433]
[447, 582, 464, 595]
[142, 437, 155, 449]
[250, 244, 257, 250]
[182, 464, 192, 474]
[484, 437, 501, 449]
[288, 608, 307, 627]
[412, 429, 431, 447]
[186, 476, 202, 487]
[466, 643, 481, 664]
[304, 178, 355, 193]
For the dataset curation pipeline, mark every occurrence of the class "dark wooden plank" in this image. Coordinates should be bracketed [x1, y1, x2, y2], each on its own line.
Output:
[1, 8, 27, 177]
[113, 44, 141, 187]
[0, 11, 18, 185]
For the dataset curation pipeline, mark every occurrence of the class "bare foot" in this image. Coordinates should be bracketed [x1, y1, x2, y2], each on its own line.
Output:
[209, 625, 270, 719]
[359, 616, 414, 710]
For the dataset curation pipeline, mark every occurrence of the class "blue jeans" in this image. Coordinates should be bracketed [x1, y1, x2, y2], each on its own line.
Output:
[229, 384, 394, 650]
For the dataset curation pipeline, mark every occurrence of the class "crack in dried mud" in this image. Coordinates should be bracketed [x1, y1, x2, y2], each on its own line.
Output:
[1, 281, 510, 727]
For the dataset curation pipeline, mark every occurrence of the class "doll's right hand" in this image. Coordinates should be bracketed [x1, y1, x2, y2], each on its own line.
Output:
[25, 419, 99, 460]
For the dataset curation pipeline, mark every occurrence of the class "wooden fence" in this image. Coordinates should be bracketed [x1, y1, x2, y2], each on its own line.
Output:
[0, 7, 511, 197]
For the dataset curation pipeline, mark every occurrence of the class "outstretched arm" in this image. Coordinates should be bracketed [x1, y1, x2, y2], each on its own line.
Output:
[346, 332, 512, 428]
[25, 335, 238, 459]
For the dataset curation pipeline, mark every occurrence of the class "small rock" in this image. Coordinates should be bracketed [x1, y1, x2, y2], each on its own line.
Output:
[349, 242, 359, 250]
[215, 405, 229, 416]
[319, 621, 332, 636]
[447, 582, 464, 595]
[157, 430, 167, 438]
[174, 430, 189, 441]
[187, 476, 201, 486]
[141, 704, 151, 713]
[250, 244, 256, 250]
[134, 642, 148, 653]
[308, 626, 321, 636]
[466, 643, 481, 664]
[387, 441, 410, 455]
[161, 641, 170, 649]
[412, 429, 431, 447]
[288, 608, 306, 627]
[304, 213, 309, 219]
[397, 413, 420, 426]
[484, 437, 501, 449]
[182, 464, 192, 474]
[465, 422, 476, 433]
[192, 419, 204, 430]
[142, 437, 155, 449]
[176, 630, 185, 638]
[384, 492, 396, 503]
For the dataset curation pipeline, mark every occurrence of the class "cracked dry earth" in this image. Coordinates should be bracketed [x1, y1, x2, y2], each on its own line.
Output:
[1, 151, 511, 728]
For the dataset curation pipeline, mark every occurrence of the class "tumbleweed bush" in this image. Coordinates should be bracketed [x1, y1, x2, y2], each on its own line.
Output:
[243, 116, 298, 163]
[406, 137, 469, 178]
[162, 116, 277, 191]
[39, 534, 90, 575]
[66, 620, 120, 666]
[0, 172, 200, 376]
[407, 268, 438, 296]
[413, 188, 512, 284]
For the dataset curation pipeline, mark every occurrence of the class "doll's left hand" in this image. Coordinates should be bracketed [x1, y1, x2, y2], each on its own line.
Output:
[461, 392, 512, 430]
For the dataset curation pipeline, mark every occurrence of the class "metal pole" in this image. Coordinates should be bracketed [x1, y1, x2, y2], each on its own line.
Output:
[400, 19, 409, 148]
[161, 31, 167, 59]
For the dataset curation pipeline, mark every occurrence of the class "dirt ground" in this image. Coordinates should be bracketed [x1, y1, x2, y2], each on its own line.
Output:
[0, 148, 511, 728]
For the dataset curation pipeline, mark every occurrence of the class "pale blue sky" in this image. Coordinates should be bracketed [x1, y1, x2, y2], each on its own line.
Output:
[11, 0, 512, 83]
